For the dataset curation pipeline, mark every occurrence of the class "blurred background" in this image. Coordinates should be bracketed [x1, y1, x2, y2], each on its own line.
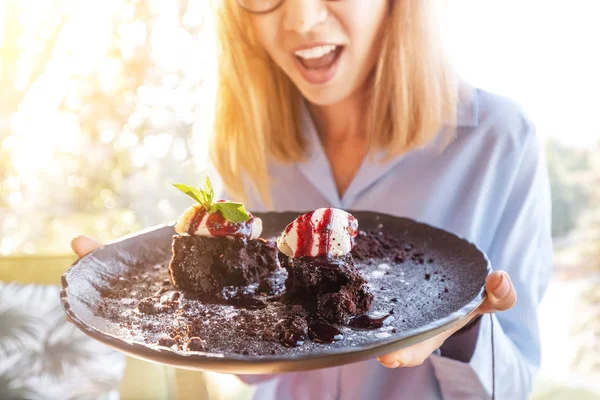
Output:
[0, 0, 598, 399]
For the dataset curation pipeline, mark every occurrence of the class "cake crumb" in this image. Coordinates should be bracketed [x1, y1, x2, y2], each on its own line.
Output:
[185, 337, 206, 351]
[157, 337, 176, 347]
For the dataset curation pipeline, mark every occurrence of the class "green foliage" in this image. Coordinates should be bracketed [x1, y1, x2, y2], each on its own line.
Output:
[570, 282, 600, 374]
[0, 306, 40, 356]
[0, 0, 211, 254]
[0, 283, 123, 398]
[545, 139, 593, 237]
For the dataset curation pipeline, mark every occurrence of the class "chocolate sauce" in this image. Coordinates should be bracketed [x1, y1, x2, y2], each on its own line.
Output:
[347, 313, 394, 330]
[312, 256, 346, 271]
[308, 322, 344, 343]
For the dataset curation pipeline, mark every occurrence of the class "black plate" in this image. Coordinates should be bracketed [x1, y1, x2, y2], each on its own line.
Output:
[60, 211, 491, 374]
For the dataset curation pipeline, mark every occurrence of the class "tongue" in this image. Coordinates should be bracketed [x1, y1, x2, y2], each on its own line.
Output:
[297, 48, 339, 69]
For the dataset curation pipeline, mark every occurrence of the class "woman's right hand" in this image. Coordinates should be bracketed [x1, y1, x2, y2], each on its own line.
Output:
[71, 235, 102, 258]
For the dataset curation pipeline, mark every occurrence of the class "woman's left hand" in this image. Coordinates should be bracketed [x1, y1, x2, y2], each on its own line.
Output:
[377, 270, 517, 368]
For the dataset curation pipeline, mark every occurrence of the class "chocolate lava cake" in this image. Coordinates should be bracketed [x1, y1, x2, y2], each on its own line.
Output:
[277, 208, 373, 323]
[281, 254, 373, 323]
[168, 180, 278, 294]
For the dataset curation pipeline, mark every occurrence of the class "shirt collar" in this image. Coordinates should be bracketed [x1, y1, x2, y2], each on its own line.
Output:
[295, 102, 408, 208]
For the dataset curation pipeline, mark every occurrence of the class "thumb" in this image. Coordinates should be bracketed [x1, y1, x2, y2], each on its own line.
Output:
[71, 235, 101, 258]
[480, 271, 517, 313]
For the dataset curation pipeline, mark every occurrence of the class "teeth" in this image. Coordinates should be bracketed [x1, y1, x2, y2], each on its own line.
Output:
[295, 45, 337, 60]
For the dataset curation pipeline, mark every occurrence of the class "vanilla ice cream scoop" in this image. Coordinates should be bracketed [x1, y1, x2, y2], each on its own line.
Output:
[175, 204, 262, 239]
[277, 208, 358, 258]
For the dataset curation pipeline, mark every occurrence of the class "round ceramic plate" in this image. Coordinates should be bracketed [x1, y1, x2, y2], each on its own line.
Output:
[60, 211, 491, 374]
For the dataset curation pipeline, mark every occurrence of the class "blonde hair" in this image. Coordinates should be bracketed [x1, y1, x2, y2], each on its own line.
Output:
[210, 1, 458, 208]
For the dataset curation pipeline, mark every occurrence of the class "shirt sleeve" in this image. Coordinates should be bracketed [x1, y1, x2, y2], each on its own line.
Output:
[430, 122, 553, 399]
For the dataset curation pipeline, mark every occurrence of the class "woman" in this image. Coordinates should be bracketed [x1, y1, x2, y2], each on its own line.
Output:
[73, 0, 552, 398]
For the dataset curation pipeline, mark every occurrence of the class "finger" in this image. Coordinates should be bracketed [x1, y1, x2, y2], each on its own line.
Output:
[377, 309, 480, 368]
[378, 340, 431, 368]
[377, 328, 455, 368]
[481, 270, 517, 313]
[71, 235, 101, 258]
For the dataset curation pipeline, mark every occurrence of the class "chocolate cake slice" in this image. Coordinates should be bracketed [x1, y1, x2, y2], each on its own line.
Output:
[170, 235, 278, 294]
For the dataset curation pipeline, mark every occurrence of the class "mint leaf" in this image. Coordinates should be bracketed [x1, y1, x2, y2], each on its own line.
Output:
[173, 177, 250, 224]
[204, 176, 214, 208]
[211, 202, 251, 223]
[173, 177, 216, 209]
[173, 183, 206, 206]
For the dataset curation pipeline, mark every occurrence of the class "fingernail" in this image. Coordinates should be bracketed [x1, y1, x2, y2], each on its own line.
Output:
[492, 273, 509, 299]
[385, 361, 399, 368]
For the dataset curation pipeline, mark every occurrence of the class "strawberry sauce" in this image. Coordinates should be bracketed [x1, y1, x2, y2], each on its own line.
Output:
[187, 207, 254, 238]
[187, 208, 206, 235]
[316, 208, 333, 256]
[290, 208, 357, 258]
[294, 211, 316, 257]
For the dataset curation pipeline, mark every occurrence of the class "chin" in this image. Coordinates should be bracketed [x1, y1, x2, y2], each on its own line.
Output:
[297, 84, 357, 107]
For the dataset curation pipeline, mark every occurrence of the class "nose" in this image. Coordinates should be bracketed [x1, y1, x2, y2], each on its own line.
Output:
[283, 0, 328, 34]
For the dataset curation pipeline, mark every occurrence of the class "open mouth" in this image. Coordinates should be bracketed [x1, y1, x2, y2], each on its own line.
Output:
[293, 45, 344, 85]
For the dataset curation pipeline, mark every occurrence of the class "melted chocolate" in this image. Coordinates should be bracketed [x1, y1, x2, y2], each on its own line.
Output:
[219, 286, 267, 309]
[308, 322, 344, 344]
[348, 314, 394, 330]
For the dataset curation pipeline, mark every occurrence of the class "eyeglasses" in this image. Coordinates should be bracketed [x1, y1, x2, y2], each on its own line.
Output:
[237, 0, 285, 14]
